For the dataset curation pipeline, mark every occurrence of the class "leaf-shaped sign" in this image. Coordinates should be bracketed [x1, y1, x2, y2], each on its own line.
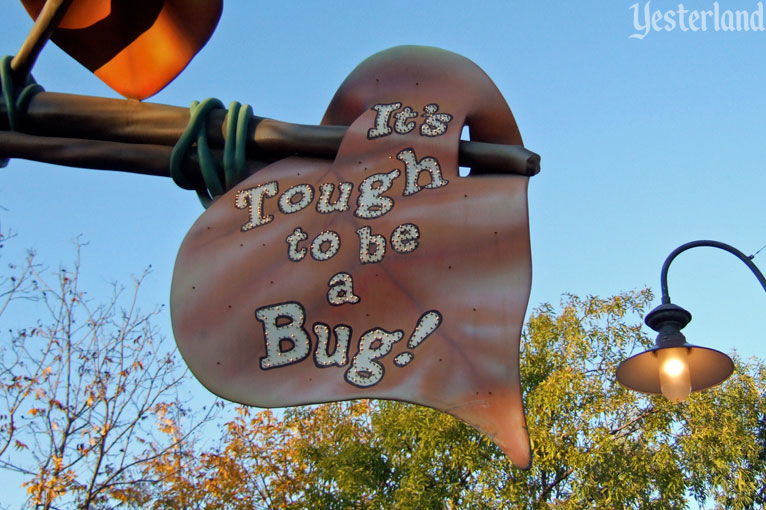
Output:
[171, 46, 534, 468]
[21, 0, 222, 100]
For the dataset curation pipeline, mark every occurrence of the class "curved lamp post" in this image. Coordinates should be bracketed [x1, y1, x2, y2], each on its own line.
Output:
[616, 240, 766, 402]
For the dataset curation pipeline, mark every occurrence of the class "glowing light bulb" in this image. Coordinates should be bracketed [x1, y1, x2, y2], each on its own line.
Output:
[658, 347, 691, 402]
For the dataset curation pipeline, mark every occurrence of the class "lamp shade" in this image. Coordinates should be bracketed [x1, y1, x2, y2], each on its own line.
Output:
[616, 240, 766, 400]
[616, 344, 734, 395]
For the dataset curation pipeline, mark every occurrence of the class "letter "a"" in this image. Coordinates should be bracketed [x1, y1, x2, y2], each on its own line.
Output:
[327, 272, 360, 305]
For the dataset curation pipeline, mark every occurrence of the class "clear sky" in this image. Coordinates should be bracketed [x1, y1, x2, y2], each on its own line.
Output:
[1, 0, 765, 464]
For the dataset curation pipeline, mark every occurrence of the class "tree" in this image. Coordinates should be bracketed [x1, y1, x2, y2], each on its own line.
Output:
[4, 224, 761, 509]
[0, 236, 213, 510]
[129, 290, 765, 509]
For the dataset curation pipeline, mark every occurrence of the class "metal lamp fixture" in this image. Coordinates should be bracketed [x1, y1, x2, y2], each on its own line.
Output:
[616, 240, 766, 402]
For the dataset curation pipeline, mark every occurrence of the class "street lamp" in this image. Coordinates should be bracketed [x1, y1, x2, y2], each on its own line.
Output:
[616, 240, 766, 402]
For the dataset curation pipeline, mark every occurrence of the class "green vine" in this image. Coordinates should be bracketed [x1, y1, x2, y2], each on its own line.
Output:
[170, 98, 252, 208]
[1, 55, 44, 167]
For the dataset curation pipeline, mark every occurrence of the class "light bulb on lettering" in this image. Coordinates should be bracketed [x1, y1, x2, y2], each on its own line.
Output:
[392, 311, 442, 368]
[658, 347, 691, 403]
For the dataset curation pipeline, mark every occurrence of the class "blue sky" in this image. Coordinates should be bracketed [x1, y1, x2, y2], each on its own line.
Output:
[1, 0, 764, 459]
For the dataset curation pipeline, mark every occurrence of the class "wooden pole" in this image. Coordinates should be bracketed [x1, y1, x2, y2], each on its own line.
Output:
[10, 0, 74, 85]
[0, 90, 541, 180]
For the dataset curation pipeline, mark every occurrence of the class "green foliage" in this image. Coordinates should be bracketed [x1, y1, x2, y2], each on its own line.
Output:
[130, 289, 766, 509]
[1, 231, 761, 509]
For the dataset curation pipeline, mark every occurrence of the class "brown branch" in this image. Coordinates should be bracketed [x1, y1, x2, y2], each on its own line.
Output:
[10, 0, 74, 85]
[0, 131, 179, 177]
[609, 408, 656, 438]
[537, 467, 574, 504]
[0, 90, 541, 181]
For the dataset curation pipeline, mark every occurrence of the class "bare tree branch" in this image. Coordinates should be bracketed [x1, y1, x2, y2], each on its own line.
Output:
[0, 240, 215, 509]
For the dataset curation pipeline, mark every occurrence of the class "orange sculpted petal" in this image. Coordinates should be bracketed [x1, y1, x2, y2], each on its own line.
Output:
[21, 0, 222, 100]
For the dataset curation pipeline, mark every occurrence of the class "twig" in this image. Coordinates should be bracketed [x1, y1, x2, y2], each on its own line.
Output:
[10, 0, 74, 85]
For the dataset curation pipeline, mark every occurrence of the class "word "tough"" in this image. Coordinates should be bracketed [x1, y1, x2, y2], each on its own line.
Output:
[234, 148, 448, 231]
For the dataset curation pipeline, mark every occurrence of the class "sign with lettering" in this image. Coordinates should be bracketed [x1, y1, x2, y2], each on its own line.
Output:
[171, 46, 534, 468]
